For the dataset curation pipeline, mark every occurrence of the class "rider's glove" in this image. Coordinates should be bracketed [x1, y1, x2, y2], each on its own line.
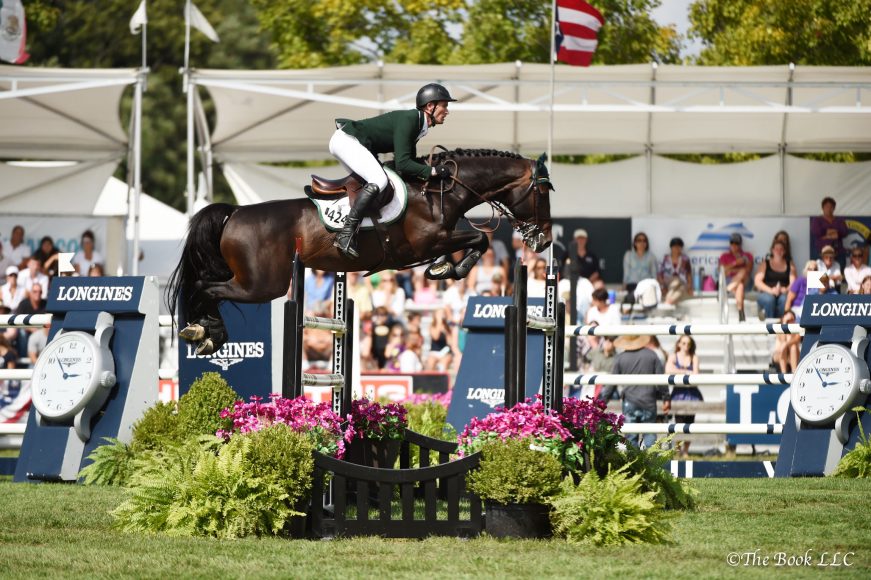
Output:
[433, 164, 452, 180]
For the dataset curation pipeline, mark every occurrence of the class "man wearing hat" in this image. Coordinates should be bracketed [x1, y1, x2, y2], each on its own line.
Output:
[598, 335, 670, 449]
[816, 245, 842, 293]
[1, 265, 26, 311]
[718, 233, 753, 322]
[567, 228, 601, 284]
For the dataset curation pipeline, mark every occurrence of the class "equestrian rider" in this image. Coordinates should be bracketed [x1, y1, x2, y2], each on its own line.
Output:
[329, 83, 456, 259]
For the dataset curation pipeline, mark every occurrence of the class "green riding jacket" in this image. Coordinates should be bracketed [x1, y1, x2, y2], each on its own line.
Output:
[336, 109, 432, 181]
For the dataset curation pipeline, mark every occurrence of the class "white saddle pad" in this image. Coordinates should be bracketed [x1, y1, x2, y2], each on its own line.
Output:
[310, 167, 408, 232]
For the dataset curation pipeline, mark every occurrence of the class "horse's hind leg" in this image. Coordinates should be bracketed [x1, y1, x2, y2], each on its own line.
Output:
[425, 232, 489, 280]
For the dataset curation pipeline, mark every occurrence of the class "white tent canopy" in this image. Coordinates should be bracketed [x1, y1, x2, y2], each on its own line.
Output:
[193, 63, 871, 163]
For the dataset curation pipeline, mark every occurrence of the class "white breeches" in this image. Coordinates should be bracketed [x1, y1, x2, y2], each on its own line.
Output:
[329, 129, 389, 191]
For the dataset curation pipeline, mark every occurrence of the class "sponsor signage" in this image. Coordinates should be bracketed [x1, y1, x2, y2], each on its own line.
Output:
[46, 276, 144, 313]
[800, 294, 871, 327]
[726, 384, 789, 446]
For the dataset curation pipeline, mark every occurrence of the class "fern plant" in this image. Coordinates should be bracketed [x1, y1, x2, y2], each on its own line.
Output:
[833, 407, 871, 478]
[616, 436, 698, 510]
[549, 466, 672, 546]
[78, 438, 136, 487]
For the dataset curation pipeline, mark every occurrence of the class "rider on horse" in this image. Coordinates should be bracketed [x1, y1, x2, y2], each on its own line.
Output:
[329, 83, 457, 259]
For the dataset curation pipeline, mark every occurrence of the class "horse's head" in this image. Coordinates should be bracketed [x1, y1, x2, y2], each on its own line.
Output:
[443, 149, 553, 253]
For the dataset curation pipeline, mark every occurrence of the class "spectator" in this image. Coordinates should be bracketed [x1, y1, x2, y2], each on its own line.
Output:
[622, 232, 658, 305]
[347, 271, 373, 317]
[0, 334, 20, 402]
[442, 278, 475, 325]
[489, 271, 509, 297]
[383, 324, 407, 371]
[816, 245, 843, 293]
[773, 310, 801, 373]
[397, 330, 424, 373]
[526, 258, 547, 298]
[810, 196, 849, 268]
[598, 335, 670, 449]
[28, 324, 50, 366]
[784, 260, 822, 322]
[844, 246, 871, 294]
[754, 239, 796, 320]
[719, 233, 753, 322]
[303, 269, 334, 314]
[372, 270, 407, 320]
[32, 236, 60, 278]
[469, 248, 506, 296]
[1, 266, 25, 311]
[567, 229, 601, 284]
[72, 230, 103, 275]
[369, 307, 396, 369]
[411, 270, 439, 306]
[861, 275, 871, 295]
[18, 257, 49, 298]
[425, 309, 453, 371]
[579, 335, 616, 401]
[0, 240, 12, 275]
[665, 337, 702, 458]
[486, 231, 510, 272]
[87, 263, 105, 276]
[658, 237, 693, 305]
[14, 283, 46, 316]
[585, 288, 621, 350]
[559, 273, 594, 323]
[7, 225, 31, 270]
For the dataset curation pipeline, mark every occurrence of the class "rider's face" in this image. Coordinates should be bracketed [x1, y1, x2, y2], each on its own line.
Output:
[428, 101, 450, 125]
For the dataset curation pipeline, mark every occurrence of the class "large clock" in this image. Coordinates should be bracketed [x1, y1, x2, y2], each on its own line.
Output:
[790, 326, 871, 443]
[32, 320, 117, 442]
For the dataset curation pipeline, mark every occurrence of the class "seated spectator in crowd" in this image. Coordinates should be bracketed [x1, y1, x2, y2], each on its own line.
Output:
[425, 309, 454, 371]
[622, 232, 657, 306]
[14, 283, 46, 316]
[772, 230, 796, 271]
[72, 230, 104, 275]
[861, 275, 871, 295]
[442, 278, 475, 325]
[811, 196, 848, 268]
[372, 270, 407, 321]
[33, 235, 60, 278]
[487, 231, 510, 272]
[754, 239, 796, 320]
[719, 233, 753, 322]
[567, 229, 601, 284]
[347, 271, 373, 318]
[18, 257, 49, 298]
[579, 335, 616, 400]
[28, 324, 50, 365]
[0, 334, 20, 401]
[411, 270, 439, 306]
[383, 324, 407, 371]
[489, 271, 509, 297]
[784, 260, 822, 322]
[7, 225, 31, 270]
[396, 330, 424, 373]
[526, 258, 548, 298]
[559, 272, 594, 323]
[585, 288, 621, 350]
[0, 240, 12, 275]
[469, 248, 507, 296]
[816, 245, 842, 293]
[658, 237, 693, 305]
[1, 266, 25, 311]
[773, 310, 801, 373]
[303, 268, 334, 314]
[845, 246, 871, 294]
[88, 263, 105, 276]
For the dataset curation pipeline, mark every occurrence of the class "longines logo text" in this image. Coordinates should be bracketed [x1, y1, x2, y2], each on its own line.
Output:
[57, 286, 134, 302]
[466, 387, 505, 409]
[472, 303, 545, 319]
[186, 341, 265, 371]
[809, 302, 871, 318]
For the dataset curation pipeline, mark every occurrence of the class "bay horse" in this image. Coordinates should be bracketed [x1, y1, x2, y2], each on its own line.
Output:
[168, 148, 553, 355]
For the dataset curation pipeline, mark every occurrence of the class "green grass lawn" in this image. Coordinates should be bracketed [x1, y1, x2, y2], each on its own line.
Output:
[1, 478, 870, 579]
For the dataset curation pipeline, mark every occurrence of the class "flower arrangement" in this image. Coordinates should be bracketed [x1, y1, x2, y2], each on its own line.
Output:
[347, 398, 408, 441]
[218, 394, 348, 459]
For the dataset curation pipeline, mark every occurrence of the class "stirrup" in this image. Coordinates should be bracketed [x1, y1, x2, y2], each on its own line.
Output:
[333, 233, 359, 259]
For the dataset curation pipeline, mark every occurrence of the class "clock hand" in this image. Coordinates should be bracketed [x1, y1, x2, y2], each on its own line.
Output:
[56, 357, 69, 380]
[814, 367, 827, 388]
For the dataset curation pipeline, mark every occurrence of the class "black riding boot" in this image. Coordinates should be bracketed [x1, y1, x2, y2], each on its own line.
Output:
[334, 183, 379, 259]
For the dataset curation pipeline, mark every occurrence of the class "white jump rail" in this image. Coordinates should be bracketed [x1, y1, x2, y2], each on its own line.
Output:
[0, 424, 26, 435]
[567, 323, 804, 336]
[622, 423, 783, 435]
[0, 314, 174, 328]
[566, 372, 793, 386]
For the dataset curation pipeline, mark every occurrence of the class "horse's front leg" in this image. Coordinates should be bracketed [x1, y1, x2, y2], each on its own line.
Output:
[424, 231, 489, 280]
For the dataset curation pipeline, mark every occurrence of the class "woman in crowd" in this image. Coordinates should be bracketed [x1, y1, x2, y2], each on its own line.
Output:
[773, 310, 801, 373]
[860, 275, 871, 295]
[425, 308, 454, 371]
[32, 236, 59, 278]
[754, 239, 796, 319]
[469, 248, 507, 297]
[816, 245, 842, 293]
[658, 237, 693, 305]
[526, 258, 548, 298]
[372, 270, 407, 320]
[784, 260, 822, 322]
[383, 324, 407, 372]
[665, 336, 703, 457]
[623, 232, 658, 307]
[72, 230, 103, 275]
[845, 247, 871, 293]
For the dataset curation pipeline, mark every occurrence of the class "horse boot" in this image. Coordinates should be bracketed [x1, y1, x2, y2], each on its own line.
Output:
[333, 183, 379, 259]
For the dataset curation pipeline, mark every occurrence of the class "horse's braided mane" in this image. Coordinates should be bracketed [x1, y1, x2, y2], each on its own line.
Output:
[421, 148, 525, 164]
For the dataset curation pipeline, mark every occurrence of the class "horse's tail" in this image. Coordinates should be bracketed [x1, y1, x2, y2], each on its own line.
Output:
[165, 203, 237, 326]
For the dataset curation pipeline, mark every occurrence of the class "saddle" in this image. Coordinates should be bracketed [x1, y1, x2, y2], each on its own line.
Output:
[307, 172, 394, 211]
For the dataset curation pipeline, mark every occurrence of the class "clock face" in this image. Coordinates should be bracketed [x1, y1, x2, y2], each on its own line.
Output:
[791, 344, 859, 424]
[32, 332, 100, 420]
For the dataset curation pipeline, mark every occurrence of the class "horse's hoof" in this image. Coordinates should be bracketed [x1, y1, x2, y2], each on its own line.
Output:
[179, 324, 206, 342]
[454, 250, 483, 279]
[425, 260, 454, 280]
[195, 339, 215, 356]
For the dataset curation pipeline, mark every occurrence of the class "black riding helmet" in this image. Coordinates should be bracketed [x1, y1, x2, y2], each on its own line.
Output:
[416, 83, 457, 109]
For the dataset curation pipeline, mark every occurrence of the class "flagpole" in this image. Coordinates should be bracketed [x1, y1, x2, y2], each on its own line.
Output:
[132, 71, 143, 275]
[185, 0, 195, 217]
[547, 0, 557, 270]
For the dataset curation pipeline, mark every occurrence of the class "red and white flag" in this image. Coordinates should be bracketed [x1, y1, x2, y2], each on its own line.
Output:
[0, 0, 29, 64]
[555, 0, 604, 67]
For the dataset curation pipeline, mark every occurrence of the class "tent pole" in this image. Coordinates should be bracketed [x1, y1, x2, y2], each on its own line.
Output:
[186, 79, 195, 217]
[132, 72, 144, 275]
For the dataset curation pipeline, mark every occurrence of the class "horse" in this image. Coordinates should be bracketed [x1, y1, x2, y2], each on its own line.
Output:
[167, 148, 553, 355]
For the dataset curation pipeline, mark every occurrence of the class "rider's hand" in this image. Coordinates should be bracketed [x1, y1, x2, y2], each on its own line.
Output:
[433, 164, 452, 180]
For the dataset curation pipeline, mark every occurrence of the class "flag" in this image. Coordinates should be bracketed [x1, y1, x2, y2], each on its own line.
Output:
[186, 1, 219, 43]
[555, 0, 604, 67]
[129, 0, 147, 35]
[0, 0, 29, 64]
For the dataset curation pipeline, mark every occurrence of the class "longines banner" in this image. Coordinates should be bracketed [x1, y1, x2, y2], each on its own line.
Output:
[632, 217, 811, 282]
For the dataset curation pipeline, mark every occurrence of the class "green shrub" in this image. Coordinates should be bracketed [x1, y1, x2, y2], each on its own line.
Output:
[833, 408, 871, 478]
[78, 438, 136, 487]
[176, 372, 239, 439]
[131, 401, 182, 453]
[467, 438, 563, 504]
[616, 437, 698, 510]
[549, 467, 672, 546]
[404, 400, 457, 467]
[113, 426, 315, 539]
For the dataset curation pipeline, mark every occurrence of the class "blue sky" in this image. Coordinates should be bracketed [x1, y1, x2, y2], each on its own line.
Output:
[651, 0, 703, 57]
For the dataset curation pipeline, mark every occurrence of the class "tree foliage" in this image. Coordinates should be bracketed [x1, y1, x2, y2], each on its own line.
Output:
[689, 0, 871, 65]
